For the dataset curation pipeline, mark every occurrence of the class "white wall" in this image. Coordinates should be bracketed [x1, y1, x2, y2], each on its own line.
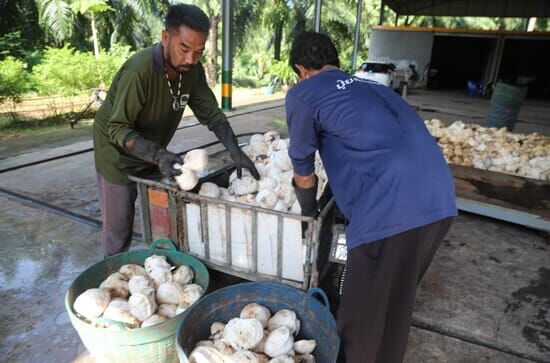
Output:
[368, 29, 434, 87]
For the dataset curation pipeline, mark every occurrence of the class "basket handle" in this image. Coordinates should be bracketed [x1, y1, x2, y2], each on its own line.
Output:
[307, 287, 330, 310]
[150, 238, 178, 251]
[92, 318, 128, 330]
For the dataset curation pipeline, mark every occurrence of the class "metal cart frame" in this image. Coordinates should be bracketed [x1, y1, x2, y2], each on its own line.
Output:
[130, 159, 335, 291]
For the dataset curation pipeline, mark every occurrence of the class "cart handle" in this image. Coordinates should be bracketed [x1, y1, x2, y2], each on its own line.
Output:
[92, 317, 128, 330]
[307, 287, 330, 310]
[150, 238, 178, 251]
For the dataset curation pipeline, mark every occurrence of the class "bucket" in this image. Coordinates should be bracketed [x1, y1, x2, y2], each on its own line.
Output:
[486, 81, 527, 130]
[176, 282, 340, 363]
[64, 239, 209, 363]
[466, 80, 483, 97]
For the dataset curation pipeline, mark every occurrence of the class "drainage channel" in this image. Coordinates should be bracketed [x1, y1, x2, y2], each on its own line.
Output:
[0, 102, 284, 174]
[0, 122, 201, 174]
[412, 319, 546, 363]
[0, 186, 142, 243]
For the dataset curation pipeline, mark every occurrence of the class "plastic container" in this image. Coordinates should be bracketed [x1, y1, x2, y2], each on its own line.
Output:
[486, 81, 527, 130]
[177, 282, 340, 363]
[65, 239, 209, 363]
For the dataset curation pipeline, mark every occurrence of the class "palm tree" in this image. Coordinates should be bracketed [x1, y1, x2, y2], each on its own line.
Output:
[35, 0, 74, 46]
[262, 0, 291, 61]
[71, 0, 113, 58]
[189, 0, 221, 87]
[35, 0, 164, 50]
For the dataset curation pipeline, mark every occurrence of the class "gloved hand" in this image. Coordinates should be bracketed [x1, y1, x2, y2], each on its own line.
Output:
[292, 175, 319, 218]
[126, 136, 183, 177]
[211, 122, 260, 179]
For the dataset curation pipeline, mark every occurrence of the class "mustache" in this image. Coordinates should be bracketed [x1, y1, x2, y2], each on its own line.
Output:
[165, 61, 194, 72]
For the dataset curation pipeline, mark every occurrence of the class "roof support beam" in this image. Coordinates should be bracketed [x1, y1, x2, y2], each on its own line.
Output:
[314, 0, 323, 32]
[221, 0, 233, 111]
[379, 0, 385, 25]
[351, 0, 363, 71]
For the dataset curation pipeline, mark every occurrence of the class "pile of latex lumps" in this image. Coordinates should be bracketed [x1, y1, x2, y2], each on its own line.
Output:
[198, 131, 327, 213]
[425, 119, 550, 180]
[72, 255, 204, 329]
[188, 303, 317, 363]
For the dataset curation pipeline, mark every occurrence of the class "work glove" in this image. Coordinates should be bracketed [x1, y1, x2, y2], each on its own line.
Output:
[126, 136, 183, 177]
[293, 175, 319, 237]
[293, 175, 319, 218]
[211, 122, 260, 179]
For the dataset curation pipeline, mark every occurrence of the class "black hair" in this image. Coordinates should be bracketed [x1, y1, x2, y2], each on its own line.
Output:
[289, 31, 340, 74]
[165, 3, 210, 34]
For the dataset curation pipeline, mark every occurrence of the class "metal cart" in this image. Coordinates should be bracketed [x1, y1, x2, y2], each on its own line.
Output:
[129, 146, 341, 291]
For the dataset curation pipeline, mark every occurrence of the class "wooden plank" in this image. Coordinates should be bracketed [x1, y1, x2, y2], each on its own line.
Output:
[450, 164, 550, 221]
[150, 205, 172, 238]
[148, 188, 169, 208]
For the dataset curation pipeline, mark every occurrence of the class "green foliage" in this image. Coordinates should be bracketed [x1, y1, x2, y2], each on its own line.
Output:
[268, 60, 296, 86]
[0, 32, 26, 60]
[95, 44, 132, 86]
[71, 0, 113, 15]
[0, 0, 43, 55]
[0, 31, 45, 71]
[36, 0, 74, 45]
[0, 57, 31, 104]
[31, 45, 131, 96]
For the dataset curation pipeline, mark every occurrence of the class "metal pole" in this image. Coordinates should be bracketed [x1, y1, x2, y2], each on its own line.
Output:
[221, 0, 233, 111]
[314, 0, 322, 32]
[351, 0, 363, 72]
[378, 0, 385, 25]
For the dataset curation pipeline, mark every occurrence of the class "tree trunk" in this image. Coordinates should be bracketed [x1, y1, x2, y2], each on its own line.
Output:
[205, 14, 219, 87]
[91, 12, 100, 59]
[274, 20, 283, 61]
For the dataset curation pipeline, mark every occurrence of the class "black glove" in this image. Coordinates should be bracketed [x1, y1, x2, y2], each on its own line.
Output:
[126, 136, 183, 177]
[292, 175, 319, 218]
[211, 122, 260, 179]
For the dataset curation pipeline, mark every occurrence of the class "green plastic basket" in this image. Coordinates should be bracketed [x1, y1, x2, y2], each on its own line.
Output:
[65, 239, 209, 363]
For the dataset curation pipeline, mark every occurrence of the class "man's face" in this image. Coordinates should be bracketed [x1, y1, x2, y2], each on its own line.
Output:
[162, 25, 207, 73]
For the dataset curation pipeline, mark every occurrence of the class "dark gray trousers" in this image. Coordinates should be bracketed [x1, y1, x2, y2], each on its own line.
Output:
[96, 173, 138, 257]
[337, 217, 453, 363]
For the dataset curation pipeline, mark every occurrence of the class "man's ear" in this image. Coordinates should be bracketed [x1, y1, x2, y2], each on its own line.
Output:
[295, 64, 309, 80]
[161, 30, 169, 47]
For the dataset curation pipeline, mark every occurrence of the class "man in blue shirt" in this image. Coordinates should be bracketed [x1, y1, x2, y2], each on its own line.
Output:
[287, 32, 457, 363]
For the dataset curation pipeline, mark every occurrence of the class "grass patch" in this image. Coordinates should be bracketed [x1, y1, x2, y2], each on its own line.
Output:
[0, 109, 96, 139]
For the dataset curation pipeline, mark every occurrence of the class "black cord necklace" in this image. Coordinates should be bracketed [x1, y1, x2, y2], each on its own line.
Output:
[164, 68, 185, 111]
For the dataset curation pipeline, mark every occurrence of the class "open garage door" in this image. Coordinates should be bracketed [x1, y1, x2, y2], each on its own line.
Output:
[499, 38, 550, 99]
[428, 35, 495, 91]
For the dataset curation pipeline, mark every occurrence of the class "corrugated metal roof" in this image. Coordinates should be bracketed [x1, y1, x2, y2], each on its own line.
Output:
[384, 0, 550, 17]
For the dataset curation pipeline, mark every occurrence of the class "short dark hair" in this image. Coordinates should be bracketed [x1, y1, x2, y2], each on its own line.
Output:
[165, 4, 210, 34]
[289, 31, 340, 74]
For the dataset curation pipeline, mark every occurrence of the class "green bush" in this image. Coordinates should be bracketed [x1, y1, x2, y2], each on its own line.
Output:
[95, 44, 132, 87]
[32, 44, 131, 96]
[0, 56, 31, 104]
[32, 46, 97, 96]
[268, 60, 296, 86]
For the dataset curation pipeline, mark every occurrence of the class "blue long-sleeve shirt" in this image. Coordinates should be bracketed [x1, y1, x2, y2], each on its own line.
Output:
[286, 69, 457, 250]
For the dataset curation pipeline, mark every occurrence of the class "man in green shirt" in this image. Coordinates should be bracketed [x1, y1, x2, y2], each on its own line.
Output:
[93, 3, 258, 256]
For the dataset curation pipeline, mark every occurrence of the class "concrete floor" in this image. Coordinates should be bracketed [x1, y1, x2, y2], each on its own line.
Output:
[1, 93, 549, 363]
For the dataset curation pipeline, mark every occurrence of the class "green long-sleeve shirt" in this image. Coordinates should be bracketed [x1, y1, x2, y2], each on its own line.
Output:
[93, 43, 226, 185]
